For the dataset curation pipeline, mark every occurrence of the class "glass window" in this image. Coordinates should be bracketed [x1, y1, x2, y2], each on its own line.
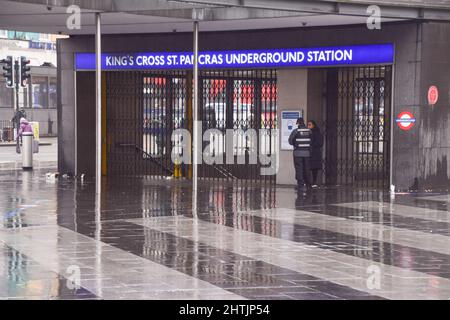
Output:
[0, 79, 12, 108]
[31, 76, 48, 108]
[49, 77, 57, 108]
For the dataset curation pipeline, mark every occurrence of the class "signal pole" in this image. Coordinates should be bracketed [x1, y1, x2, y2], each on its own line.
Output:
[2, 56, 30, 142]
[14, 58, 19, 112]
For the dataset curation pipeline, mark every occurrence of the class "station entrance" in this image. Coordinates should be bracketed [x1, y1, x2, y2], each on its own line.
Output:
[105, 69, 277, 183]
[78, 64, 392, 189]
[324, 65, 392, 189]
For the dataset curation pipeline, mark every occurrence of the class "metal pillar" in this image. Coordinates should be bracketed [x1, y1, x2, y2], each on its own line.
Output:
[193, 21, 199, 192]
[14, 59, 19, 112]
[95, 13, 102, 195]
[389, 63, 396, 192]
[13, 59, 19, 142]
[95, 13, 102, 255]
[192, 21, 199, 216]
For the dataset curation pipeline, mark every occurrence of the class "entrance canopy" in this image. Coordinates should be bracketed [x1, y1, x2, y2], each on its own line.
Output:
[0, 0, 450, 35]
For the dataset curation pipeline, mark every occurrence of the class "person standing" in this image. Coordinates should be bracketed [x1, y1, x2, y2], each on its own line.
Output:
[288, 117, 311, 190]
[12, 109, 27, 153]
[18, 117, 33, 139]
[15, 117, 33, 154]
[307, 120, 324, 188]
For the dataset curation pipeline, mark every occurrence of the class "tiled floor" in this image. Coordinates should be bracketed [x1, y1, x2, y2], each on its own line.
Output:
[2, 169, 450, 299]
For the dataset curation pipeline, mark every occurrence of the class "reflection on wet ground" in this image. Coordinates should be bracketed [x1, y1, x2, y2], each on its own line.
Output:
[2, 170, 450, 299]
[0, 244, 97, 300]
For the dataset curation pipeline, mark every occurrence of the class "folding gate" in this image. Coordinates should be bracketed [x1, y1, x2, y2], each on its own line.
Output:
[106, 70, 187, 177]
[106, 69, 277, 183]
[324, 66, 392, 189]
[199, 69, 277, 183]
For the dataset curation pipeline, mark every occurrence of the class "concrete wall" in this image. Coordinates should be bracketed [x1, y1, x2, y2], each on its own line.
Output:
[58, 21, 448, 190]
[416, 22, 450, 190]
[57, 40, 78, 174]
[75, 72, 96, 176]
[306, 69, 326, 185]
[276, 69, 308, 185]
[389, 22, 450, 191]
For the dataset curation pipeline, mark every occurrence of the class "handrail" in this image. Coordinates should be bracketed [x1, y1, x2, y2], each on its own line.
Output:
[117, 143, 239, 179]
[116, 143, 174, 175]
[211, 164, 238, 180]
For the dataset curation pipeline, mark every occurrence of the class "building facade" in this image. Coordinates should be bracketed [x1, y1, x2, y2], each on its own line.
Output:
[0, 30, 58, 138]
[57, 21, 450, 191]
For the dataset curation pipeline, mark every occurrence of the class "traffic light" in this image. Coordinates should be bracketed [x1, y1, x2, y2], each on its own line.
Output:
[1, 56, 14, 88]
[20, 56, 31, 87]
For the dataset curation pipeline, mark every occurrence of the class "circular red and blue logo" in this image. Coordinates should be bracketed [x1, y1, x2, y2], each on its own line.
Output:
[396, 111, 416, 131]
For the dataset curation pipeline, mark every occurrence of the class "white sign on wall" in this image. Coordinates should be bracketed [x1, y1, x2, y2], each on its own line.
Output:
[281, 110, 302, 150]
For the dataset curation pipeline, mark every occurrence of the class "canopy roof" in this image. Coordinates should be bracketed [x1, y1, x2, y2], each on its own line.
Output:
[0, 0, 449, 35]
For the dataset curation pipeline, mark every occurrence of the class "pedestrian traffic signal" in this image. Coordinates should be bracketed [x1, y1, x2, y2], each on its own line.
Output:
[20, 56, 31, 87]
[1, 56, 14, 88]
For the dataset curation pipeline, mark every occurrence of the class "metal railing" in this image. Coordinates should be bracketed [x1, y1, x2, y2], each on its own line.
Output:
[0, 120, 14, 142]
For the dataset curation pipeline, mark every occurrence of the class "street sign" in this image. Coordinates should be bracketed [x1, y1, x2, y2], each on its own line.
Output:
[76, 43, 395, 70]
[428, 85, 439, 106]
[396, 111, 416, 131]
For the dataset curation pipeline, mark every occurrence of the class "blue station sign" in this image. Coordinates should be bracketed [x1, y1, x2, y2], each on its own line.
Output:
[75, 43, 394, 70]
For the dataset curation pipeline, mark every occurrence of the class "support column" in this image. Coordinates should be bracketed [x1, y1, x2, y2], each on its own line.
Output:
[94, 13, 102, 261]
[95, 13, 102, 195]
[192, 20, 199, 217]
[193, 20, 199, 192]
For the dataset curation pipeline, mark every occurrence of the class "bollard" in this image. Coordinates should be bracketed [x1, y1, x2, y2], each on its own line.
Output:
[21, 132, 33, 170]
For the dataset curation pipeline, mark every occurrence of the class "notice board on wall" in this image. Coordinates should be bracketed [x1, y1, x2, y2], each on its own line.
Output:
[281, 110, 302, 151]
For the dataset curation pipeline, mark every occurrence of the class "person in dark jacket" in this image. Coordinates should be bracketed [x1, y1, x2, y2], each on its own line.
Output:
[307, 120, 323, 188]
[288, 117, 311, 190]
[12, 109, 27, 152]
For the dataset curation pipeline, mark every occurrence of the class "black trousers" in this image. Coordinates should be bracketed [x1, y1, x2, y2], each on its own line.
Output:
[294, 157, 310, 186]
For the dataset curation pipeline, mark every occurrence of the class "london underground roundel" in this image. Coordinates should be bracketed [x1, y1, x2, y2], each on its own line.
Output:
[396, 111, 416, 131]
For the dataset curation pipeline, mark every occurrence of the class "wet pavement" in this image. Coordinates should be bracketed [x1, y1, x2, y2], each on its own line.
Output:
[2, 169, 450, 299]
[0, 137, 57, 171]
